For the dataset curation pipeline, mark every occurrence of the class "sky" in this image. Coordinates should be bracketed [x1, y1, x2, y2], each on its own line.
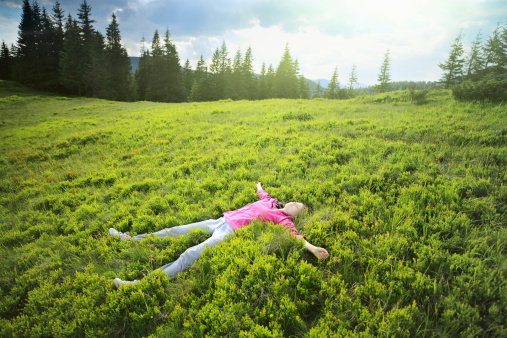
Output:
[0, 0, 506, 85]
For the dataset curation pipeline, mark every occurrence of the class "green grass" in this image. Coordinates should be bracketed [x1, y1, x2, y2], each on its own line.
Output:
[0, 80, 506, 337]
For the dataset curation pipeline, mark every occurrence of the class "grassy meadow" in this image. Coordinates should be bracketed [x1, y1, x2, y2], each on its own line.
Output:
[0, 80, 506, 337]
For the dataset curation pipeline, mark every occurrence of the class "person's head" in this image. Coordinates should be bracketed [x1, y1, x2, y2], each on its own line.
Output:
[282, 201, 306, 217]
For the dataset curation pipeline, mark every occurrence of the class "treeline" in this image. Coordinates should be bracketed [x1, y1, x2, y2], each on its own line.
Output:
[5, 0, 504, 104]
[4, 1, 505, 104]
[0, 0, 324, 102]
[136, 38, 310, 102]
[0, 0, 397, 103]
[439, 24, 507, 102]
[0, 0, 133, 101]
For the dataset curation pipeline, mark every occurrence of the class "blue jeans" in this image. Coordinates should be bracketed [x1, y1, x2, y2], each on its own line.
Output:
[132, 217, 235, 278]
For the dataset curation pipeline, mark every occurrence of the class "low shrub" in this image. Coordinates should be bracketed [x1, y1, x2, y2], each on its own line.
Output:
[452, 78, 507, 103]
[282, 111, 313, 121]
[409, 88, 429, 105]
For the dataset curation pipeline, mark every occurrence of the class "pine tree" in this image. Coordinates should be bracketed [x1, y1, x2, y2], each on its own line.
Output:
[220, 42, 232, 99]
[147, 29, 165, 101]
[14, 0, 37, 85]
[195, 56, 208, 80]
[0, 41, 13, 80]
[274, 44, 299, 99]
[188, 54, 208, 102]
[30, 2, 45, 87]
[104, 13, 132, 101]
[348, 64, 358, 89]
[135, 35, 150, 100]
[31, 1, 42, 55]
[325, 66, 339, 99]
[150, 29, 163, 57]
[37, 6, 60, 90]
[294, 59, 300, 81]
[231, 49, 243, 100]
[298, 75, 310, 99]
[32, 1, 42, 36]
[163, 28, 183, 102]
[209, 42, 231, 100]
[258, 62, 268, 99]
[347, 64, 358, 98]
[500, 24, 507, 76]
[60, 15, 86, 95]
[208, 47, 221, 100]
[266, 64, 275, 99]
[243, 46, 256, 100]
[377, 49, 392, 93]
[50, 1, 65, 90]
[77, 0, 95, 46]
[483, 25, 505, 78]
[464, 32, 485, 81]
[438, 34, 464, 88]
[313, 80, 323, 99]
[86, 30, 107, 97]
[77, 0, 99, 96]
[52, 2, 65, 43]
[182, 59, 193, 100]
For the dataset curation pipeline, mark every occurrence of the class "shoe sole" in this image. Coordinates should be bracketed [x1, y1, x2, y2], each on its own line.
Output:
[113, 278, 122, 289]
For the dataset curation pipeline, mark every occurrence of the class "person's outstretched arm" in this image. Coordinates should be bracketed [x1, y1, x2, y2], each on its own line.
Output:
[256, 180, 329, 260]
[256, 181, 271, 200]
[304, 240, 330, 260]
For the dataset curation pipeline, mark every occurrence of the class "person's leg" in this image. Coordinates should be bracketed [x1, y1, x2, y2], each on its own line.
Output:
[158, 218, 234, 278]
[129, 218, 223, 241]
[113, 218, 234, 288]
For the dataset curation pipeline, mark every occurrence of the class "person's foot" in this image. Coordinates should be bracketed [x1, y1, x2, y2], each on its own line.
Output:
[109, 228, 131, 240]
[113, 278, 139, 289]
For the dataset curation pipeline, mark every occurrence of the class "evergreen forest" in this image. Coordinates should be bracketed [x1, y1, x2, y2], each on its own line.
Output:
[2, 0, 507, 103]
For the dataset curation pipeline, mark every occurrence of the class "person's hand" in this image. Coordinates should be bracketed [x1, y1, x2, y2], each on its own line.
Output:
[304, 240, 329, 260]
[312, 247, 329, 260]
[256, 181, 262, 191]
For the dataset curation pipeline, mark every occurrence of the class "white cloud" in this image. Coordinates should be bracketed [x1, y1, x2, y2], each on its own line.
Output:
[193, 20, 445, 84]
[166, 0, 505, 84]
[39, 0, 55, 8]
[0, 17, 18, 43]
[126, 1, 138, 11]
[2, 1, 21, 9]
[0, 16, 17, 28]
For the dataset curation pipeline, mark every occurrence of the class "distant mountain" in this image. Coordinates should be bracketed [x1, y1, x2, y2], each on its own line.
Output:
[311, 79, 369, 89]
[313, 79, 331, 88]
[352, 83, 369, 89]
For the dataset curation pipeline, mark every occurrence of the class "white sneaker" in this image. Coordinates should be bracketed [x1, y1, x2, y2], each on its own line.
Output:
[109, 228, 131, 240]
[113, 278, 139, 289]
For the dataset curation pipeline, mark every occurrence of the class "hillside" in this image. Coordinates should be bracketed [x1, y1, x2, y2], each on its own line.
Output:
[0, 80, 506, 336]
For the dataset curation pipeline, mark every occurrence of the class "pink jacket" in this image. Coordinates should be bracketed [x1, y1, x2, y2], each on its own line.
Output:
[223, 189, 304, 239]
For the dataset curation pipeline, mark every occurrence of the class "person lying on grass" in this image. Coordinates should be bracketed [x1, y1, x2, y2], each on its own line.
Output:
[109, 181, 330, 288]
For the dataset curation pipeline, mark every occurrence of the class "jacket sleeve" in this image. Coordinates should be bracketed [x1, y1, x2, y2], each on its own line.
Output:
[257, 189, 271, 201]
[279, 218, 305, 240]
